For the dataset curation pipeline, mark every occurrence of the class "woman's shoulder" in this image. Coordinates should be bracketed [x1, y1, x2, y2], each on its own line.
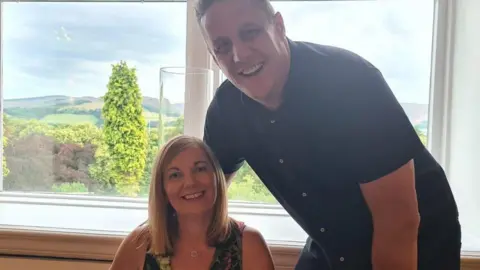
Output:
[227, 218, 268, 252]
[241, 225, 266, 248]
[236, 222, 275, 270]
[109, 223, 150, 270]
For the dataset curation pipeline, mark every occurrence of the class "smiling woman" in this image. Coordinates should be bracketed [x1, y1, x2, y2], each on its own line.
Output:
[0, 0, 480, 269]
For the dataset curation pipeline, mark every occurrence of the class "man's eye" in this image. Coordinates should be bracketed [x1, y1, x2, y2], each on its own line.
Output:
[242, 29, 260, 40]
[214, 45, 229, 54]
[213, 39, 231, 54]
[246, 29, 260, 36]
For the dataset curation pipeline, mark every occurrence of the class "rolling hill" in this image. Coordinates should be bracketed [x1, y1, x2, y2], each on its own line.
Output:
[3, 95, 427, 128]
[3, 95, 184, 127]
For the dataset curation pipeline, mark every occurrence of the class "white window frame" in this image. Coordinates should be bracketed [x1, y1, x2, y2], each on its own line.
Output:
[0, 0, 479, 267]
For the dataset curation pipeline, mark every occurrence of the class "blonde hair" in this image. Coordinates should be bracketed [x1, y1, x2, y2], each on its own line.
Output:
[139, 135, 231, 256]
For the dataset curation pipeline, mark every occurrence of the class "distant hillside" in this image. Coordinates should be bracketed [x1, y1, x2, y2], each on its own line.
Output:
[3, 95, 184, 127]
[3, 95, 427, 128]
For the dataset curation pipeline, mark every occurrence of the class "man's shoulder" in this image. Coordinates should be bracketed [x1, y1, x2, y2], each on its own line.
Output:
[291, 40, 377, 73]
[204, 79, 244, 137]
[207, 79, 242, 118]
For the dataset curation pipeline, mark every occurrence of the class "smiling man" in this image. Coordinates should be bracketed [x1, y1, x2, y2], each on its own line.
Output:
[197, 0, 462, 269]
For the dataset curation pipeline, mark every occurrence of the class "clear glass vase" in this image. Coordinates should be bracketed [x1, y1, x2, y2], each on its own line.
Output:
[158, 67, 214, 145]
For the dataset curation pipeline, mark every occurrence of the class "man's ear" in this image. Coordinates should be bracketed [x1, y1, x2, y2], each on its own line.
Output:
[273, 12, 286, 36]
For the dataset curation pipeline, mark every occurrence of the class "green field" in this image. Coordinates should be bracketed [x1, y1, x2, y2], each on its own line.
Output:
[143, 111, 160, 121]
[62, 101, 104, 111]
[41, 114, 99, 125]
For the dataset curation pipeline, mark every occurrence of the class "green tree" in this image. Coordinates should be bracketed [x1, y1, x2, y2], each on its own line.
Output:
[228, 163, 276, 203]
[47, 123, 102, 145]
[101, 61, 147, 196]
[415, 126, 427, 146]
[2, 136, 9, 177]
[140, 116, 184, 196]
[139, 130, 161, 196]
[2, 114, 9, 177]
[164, 115, 184, 142]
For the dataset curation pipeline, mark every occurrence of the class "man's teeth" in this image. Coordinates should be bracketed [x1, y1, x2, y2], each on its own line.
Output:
[184, 192, 203, 200]
[241, 64, 263, 75]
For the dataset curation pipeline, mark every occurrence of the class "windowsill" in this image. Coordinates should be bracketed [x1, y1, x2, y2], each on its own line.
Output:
[0, 192, 308, 243]
[0, 192, 479, 269]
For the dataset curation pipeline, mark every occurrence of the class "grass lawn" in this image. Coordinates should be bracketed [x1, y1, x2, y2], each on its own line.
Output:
[41, 114, 99, 125]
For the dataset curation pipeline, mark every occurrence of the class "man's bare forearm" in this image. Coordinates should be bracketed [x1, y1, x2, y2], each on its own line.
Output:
[371, 220, 419, 270]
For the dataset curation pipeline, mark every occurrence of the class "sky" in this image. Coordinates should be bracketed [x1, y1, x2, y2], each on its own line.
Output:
[2, 0, 434, 105]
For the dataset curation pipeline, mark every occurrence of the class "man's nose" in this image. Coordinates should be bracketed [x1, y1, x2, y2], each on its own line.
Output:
[232, 42, 253, 63]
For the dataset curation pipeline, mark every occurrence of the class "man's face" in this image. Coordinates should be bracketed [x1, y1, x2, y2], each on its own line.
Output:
[201, 0, 288, 101]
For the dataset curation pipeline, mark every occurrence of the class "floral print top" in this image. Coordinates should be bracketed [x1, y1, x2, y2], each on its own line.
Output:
[143, 221, 245, 270]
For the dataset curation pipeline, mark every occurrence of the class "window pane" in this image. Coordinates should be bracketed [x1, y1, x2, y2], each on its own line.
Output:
[222, 0, 434, 204]
[2, 2, 186, 197]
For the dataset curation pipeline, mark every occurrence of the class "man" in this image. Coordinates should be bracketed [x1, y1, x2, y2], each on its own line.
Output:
[196, 0, 461, 269]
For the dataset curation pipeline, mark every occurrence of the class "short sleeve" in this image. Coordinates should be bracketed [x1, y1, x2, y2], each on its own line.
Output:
[203, 98, 245, 175]
[337, 65, 425, 184]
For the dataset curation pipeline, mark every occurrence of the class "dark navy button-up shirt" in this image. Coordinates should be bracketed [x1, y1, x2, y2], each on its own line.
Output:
[204, 39, 460, 270]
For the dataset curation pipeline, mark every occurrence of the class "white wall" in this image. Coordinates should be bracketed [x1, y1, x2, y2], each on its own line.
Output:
[447, 0, 480, 252]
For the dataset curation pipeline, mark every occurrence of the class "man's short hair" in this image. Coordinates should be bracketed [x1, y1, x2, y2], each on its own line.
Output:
[194, 0, 276, 23]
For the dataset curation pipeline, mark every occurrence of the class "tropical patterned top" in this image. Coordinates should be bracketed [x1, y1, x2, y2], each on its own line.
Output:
[143, 220, 246, 270]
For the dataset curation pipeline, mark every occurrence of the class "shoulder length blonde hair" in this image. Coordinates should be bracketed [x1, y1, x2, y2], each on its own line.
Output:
[141, 135, 231, 256]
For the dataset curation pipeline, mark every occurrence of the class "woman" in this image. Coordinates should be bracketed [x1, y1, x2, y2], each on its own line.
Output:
[110, 135, 275, 270]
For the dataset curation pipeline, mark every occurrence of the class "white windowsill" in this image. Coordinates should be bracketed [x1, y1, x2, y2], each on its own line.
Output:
[0, 192, 308, 245]
[0, 192, 479, 270]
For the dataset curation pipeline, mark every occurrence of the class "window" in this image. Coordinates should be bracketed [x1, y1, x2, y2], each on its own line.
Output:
[1, 0, 479, 258]
[2, 2, 186, 197]
[222, 0, 434, 205]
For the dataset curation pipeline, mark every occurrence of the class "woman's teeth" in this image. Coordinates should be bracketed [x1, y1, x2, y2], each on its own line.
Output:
[183, 191, 204, 200]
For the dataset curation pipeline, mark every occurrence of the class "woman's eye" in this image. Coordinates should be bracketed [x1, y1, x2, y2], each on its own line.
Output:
[169, 172, 180, 179]
[196, 166, 207, 172]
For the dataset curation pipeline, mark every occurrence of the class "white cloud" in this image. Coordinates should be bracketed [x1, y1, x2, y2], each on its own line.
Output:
[2, 1, 434, 105]
[275, 0, 434, 104]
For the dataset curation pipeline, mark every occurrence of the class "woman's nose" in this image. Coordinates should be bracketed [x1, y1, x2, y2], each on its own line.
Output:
[183, 172, 196, 186]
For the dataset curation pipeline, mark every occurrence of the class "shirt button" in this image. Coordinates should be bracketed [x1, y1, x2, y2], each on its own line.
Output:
[279, 159, 284, 163]
[270, 119, 276, 123]
[320, 228, 326, 233]
[340, 257, 345, 262]
[302, 192, 307, 197]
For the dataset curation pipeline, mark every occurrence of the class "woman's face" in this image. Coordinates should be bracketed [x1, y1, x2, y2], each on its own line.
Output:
[163, 146, 217, 216]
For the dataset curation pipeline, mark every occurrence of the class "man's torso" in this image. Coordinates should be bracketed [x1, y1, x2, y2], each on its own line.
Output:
[205, 40, 460, 269]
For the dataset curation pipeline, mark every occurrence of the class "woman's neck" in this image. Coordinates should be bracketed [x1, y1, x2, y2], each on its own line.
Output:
[176, 213, 211, 248]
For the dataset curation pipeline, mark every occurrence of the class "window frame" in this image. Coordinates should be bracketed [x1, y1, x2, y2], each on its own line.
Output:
[0, 0, 479, 265]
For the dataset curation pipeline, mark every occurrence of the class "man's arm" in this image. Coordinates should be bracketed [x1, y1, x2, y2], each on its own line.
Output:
[336, 61, 424, 270]
[360, 161, 420, 270]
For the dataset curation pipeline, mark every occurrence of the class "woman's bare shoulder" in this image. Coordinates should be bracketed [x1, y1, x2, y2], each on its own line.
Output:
[242, 225, 275, 270]
[109, 224, 149, 270]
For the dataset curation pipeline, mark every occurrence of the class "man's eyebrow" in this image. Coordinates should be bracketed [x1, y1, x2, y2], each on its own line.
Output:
[239, 22, 260, 29]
